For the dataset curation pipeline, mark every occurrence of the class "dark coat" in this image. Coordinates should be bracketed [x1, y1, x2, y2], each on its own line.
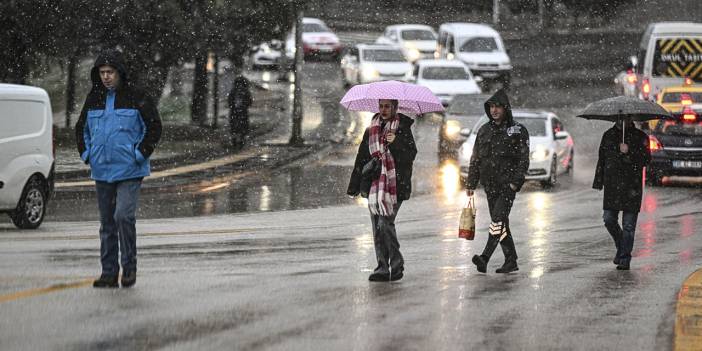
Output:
[593, 124, 651, 212]
[228, 76, 253, 112]
[464, 89, 530, 191]
[347, 114, 417, 201]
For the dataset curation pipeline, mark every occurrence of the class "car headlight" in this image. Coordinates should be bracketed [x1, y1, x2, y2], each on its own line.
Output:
[362, 66, 379, 80]
[444, 120, 461, 138]
[405, 48, 421, 62]
[530, 145, 550, 162]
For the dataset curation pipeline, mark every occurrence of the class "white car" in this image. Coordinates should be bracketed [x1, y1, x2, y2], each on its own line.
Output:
[250, 41, 283, 69]
[412, 59, 481, 106]
[376, 24, 438, 63]
[340, 44, 413, 85]
[285, 17, 343, 60]
[458, 110, 574, 188]
[0, 84, 54, 228]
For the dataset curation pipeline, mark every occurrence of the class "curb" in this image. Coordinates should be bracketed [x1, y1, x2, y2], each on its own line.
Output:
[673, 268, 702, 350]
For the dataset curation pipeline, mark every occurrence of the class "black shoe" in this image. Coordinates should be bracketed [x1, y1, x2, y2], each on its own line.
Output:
[93, 275, 118, 288]
[390, 271, 404, 281]
[613, 256, 621, 265]
[121, 270, 136, 288]
[472, 255, 488, 273]
[496, 261, 519, 274]
[616, 263, 630, 270]
[369, 272, 390, 282]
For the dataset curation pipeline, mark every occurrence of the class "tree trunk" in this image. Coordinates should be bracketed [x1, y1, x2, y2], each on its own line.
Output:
[191, 50, 209, 126]
[65, 54, 77, 128]
[212, 53, 219, 128]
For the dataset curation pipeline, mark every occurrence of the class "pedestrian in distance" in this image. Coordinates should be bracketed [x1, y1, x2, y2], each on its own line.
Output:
[464, 89, 529, 274]
[75, 49, 162, 288]
[592, 118, 650, 270]
[228, 74, 253, 149]
[347, 99, 417, 282]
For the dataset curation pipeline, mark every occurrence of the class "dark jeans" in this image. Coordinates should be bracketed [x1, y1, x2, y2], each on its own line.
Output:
[485, 185, 516, 228]
[95, 179, 142, 276]
[370, 201, 403, 275]
[602, 210, 639, 265]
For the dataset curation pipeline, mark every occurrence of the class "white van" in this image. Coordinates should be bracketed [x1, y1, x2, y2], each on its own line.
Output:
[636, 22, 702, 101]
[0, 84, 54, 229]
[437, 23, 512, 89]
[376, 24, 438, 63]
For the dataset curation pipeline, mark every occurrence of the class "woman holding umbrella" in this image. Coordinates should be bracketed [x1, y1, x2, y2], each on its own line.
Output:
[343, 80, 443, 282]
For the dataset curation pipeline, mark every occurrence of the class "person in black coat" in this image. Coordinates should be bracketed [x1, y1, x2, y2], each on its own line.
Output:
[228, 75, 253, 147]
[593, 118, 651, 270]
[463, 89, 530, 274]
[347, 99, 417, 282]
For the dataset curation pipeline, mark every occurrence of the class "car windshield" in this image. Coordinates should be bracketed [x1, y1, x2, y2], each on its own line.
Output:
[401, 30, 436, 41]
[514, 117, 547, 136]
[363, 49, 405, 62]
[661, 92, 702, 103]
[421, 67, 470, 80]
[656, 118, 702, 136]
[459, 37, 499, 53]
[303, 23, 330, 33]
[448, 96, 486, 115]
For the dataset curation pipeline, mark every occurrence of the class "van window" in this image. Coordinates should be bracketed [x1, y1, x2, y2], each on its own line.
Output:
[460, 37, 499, 53]
[401, 30, 436, 41]
[651, 37, 702, 81]
[0, 100, 46, 139]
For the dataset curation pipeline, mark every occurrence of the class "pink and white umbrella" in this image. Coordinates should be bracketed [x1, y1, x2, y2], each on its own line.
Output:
[339, 80, 444, 115]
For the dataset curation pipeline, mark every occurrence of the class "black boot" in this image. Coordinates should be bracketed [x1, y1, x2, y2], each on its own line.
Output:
[473, 235, 501, 273]
[496, 233, 519, 273]
[93, 274, 119, 288]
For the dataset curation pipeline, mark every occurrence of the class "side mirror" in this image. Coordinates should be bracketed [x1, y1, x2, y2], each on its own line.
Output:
[459, 128, 471, 137]
[554, 131, 569, 140]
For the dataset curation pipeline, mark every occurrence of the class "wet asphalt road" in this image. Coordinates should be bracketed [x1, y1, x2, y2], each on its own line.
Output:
[2, 40, 702, 349]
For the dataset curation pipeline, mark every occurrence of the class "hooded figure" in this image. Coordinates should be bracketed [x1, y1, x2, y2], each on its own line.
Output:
[228, 75, 253, 147]
[463, 89, 529, 274]
[75, 49, 162, 288]
[592, 119, 650, 270]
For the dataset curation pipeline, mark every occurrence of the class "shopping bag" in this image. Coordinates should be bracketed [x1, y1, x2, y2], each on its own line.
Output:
[458, 196, 476, 240]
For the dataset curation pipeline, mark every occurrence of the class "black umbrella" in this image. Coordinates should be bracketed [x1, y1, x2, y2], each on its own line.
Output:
[577, 96, 672, 142]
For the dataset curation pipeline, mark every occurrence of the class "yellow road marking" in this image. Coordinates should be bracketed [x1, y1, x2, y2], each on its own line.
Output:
[0, 279, 93, 304]
[56, 148, 262, 188]
[673, 269, 702, 351]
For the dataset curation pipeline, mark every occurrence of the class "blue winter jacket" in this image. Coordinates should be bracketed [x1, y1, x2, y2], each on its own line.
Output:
[75, 50, 162, 183]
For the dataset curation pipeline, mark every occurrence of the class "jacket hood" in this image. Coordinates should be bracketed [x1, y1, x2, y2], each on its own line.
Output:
[484, 89, 513, 125]
[90, 49, 129, 91]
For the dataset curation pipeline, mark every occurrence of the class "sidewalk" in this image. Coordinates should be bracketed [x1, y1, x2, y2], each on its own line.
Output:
[52, 69, 331, 187]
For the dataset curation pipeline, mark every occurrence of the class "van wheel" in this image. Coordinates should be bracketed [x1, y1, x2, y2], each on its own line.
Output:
[10, 176, 47, 229]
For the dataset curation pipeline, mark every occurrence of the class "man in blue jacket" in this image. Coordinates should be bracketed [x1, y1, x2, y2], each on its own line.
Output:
[75, 50, 162, 288]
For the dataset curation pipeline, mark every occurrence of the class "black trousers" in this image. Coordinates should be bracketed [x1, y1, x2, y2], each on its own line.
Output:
[485, 184, 516, 226]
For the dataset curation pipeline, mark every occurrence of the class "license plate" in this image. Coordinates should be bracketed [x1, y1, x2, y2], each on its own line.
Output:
[672, 160, 702, 168]
[318, 46, 333, 52]
[481, 72, 498, 78]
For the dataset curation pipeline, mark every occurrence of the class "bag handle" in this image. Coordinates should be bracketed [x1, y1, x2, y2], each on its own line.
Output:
[464, 195, 475, 209]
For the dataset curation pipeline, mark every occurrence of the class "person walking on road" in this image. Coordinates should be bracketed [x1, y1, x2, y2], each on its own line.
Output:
[464, 89, 530, 274]
[592, 118, 650, 270]
[75, 49, 162, 288]
[228, 74, 253, 148]
[347, 99, 417, 282]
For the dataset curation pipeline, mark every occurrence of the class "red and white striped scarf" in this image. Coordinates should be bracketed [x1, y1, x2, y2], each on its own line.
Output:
[368, 113, 399, 216]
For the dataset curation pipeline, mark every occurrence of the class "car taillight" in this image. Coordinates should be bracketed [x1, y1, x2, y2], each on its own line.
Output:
[642, 79, 651, 99]
[682, 107, 697, 122]
[648, 135, 663, 152]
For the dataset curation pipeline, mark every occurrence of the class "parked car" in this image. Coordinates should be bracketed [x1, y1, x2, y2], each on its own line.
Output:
[340, 44, 413, 85]
[633, 22, 702, 101]
[412, 59, 481, 107]
[285, 17, 343, 61]
[0, 84, 54, 229]
[436, 23, 512, 90]
[613, 55, 639, 97]
[376, 24, 438, 63]
[250, 40, 283, 69]
[646, 105, 702, 185]
[458, 110, 574, 188]
[438, 93, 490, 161]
